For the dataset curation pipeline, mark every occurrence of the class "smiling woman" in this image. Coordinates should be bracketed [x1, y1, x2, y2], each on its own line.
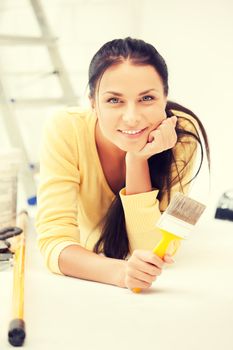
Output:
[35, 37, 210, 292]
[93, 63, 169, 154]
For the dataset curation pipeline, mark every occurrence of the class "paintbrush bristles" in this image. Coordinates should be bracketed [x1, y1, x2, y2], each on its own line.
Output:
[166, 193, 206, 225]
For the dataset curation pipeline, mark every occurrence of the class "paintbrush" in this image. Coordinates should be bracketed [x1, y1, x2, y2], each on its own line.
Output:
[132, 192, 206, 293]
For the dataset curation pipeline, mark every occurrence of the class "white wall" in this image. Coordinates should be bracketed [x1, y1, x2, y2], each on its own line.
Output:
[0, 0, 232, 212]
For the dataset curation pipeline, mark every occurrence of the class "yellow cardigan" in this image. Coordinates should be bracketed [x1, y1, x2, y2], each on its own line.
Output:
[35, 107, 198, 274]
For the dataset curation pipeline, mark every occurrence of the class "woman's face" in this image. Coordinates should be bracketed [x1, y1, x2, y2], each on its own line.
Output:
[91, 61, 167, 153]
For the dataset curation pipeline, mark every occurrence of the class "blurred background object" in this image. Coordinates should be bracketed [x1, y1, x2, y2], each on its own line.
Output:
[215, 189, 233, 222]
[0, 0, 78, 206]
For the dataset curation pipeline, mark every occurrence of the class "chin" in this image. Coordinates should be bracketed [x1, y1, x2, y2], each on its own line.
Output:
[117, 141, 147, 153]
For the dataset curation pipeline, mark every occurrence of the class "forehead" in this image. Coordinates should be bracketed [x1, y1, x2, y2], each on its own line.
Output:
[98, 62, 164, 94]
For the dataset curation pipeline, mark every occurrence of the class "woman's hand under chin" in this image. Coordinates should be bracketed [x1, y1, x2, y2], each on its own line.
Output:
[127, 115, 178, 161]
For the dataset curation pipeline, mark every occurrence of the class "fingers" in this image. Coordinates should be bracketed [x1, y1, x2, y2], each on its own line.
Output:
[128, 269, 157, 285]
[126, 276, 153, 290]
[135, 114, 178, 160]
[126, 275, 154, 290]
[125, 250, 170, 291]
[127, 256, 162, 281]
[134, 249, 164, 269]
[147, 129, 160, 146]
[148, 116, 177, 146]
[148, 133, 154, 143]
[170, 115, 177, 126]
[161, 115, 177, 128]
[160, 116, 177, 132]
[158, 117, 177, 149]
[163, 254, 175, 264]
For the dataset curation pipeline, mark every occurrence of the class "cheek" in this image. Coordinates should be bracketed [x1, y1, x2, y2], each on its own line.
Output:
[98, 119, 111, 137]
[146, 104, 166, 123]
[97, 115, 118, 142]
[98, 110, 119, 130]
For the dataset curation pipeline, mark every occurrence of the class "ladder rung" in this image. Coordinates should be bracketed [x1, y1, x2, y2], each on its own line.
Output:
[0, 35, 56, 46]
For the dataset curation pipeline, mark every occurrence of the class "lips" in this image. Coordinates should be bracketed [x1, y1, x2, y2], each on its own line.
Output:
[121, 129, 143, 135]
[118, 127, 147, 136]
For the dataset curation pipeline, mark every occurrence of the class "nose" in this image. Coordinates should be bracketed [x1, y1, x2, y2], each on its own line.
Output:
[122, 104, 141, 126]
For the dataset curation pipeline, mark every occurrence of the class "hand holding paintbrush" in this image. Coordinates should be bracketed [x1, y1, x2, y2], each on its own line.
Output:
[124, 250, 175, 291]
[123, 193, 206, 293]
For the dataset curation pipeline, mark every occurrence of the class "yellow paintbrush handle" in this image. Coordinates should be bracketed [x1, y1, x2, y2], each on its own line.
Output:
[8, 211, 28, 347]
[12, 235, 25, 320]
[12, 211, 28, 319]
[132, 230, 181, 293]
[152, 229, 180, 258]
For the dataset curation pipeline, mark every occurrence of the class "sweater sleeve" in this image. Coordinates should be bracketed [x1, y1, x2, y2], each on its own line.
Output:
[119, 188, 163, 252]
[35, 111, 80, 274]
[119, 112, 199, 254]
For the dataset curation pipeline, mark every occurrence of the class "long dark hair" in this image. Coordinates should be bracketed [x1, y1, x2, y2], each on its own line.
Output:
[88, 37, 210, 259]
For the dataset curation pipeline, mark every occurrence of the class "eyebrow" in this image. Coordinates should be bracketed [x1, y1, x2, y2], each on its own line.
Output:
[102, 88, 159, 96]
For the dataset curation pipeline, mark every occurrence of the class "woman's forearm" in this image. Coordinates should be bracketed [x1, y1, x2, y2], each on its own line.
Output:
[58, 244, 127, 287]
[125, 153, 152, 195]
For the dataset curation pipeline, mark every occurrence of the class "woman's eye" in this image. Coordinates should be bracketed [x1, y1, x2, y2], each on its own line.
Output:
[142, 95, 154, 101]
[107, 97, 120, 104]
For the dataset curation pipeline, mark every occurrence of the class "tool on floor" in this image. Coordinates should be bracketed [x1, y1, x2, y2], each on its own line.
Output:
[0, 226, 22, 271]
[8, 211, 28, 347]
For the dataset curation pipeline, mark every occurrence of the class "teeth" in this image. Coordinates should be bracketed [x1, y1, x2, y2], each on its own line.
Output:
[121, 129, 143, 135]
